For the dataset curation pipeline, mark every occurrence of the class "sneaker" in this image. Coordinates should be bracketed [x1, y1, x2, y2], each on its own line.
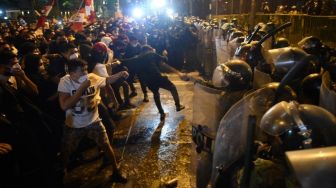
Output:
[176, 105, 185, 112]
[110, 171, 127, 184]
[129, 92, 137, 98]
[160, 113, 166, 121]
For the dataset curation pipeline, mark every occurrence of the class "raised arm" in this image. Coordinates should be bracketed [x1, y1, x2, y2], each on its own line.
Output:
[59, 80, 90, 111]
[106, 71, 129, 85]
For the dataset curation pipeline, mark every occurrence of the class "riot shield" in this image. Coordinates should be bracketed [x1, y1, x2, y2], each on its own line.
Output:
[211, 86, 279, 186]
[193, 82, 245, 134]
[286, 146, 336, 188]
[253, 67, 273, 89]
[215, 38, 230, 65]
[193, 82, 247, 188]
[320, 72, 336, 115]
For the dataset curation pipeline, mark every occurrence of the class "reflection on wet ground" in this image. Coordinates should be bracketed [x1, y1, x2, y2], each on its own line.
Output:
[64, 74, 197, 188]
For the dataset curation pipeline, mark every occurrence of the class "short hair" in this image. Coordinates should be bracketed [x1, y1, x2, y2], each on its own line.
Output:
[24, 54, 41, 74]
[19, 42, 37, 56]
[0, 50, 16, 65]
[67, 58, 87, 73]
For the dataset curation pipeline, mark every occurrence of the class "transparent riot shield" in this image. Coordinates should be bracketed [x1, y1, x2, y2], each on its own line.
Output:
[286, 146, 336, 188]
[320, 72, 336, 115]
[193, 82, 246, 134]
[211, 86, 279, 186]
[193, 82, 247, 188]
[253, 67, 273, 89]
[215, 38, 230, 65]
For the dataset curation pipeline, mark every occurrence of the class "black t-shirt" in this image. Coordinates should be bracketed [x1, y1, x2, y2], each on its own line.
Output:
[122, 52, 167, 84]
[125, 44, 141, 59]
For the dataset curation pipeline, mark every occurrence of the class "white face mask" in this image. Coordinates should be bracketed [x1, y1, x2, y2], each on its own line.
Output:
[78, 74, 88, 83]
[131, 43, 138, 47]
[69, 53, 79, 60]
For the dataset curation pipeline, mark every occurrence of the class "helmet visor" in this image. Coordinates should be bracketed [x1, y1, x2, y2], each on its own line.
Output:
[260, 101, 296, 136]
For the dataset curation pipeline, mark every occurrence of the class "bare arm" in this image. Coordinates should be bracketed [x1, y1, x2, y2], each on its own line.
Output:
[59, 80, 90, 111]
[106, 71, 129, 85]
[105, 84, 119, 107]
[13, 68, 39, 95]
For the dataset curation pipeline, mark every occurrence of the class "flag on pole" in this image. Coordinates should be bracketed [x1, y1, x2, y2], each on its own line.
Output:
[36, 0, 55, 28]
[69, 9, 86, 32]
[85, 0, 96, 23]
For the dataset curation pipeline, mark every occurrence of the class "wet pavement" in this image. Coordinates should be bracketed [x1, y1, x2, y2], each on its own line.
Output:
[64, 73, 198, 188]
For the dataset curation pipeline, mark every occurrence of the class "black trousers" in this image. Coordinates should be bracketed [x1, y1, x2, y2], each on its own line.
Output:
[147, 76, 181, 114]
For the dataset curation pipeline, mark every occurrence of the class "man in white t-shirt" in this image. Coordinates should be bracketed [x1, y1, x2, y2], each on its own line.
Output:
[58, 58, 128, 183]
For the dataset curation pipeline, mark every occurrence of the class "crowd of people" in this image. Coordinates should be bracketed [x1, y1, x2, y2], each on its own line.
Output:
[259, 0, 336, 15]
[0, 16, 197, 187]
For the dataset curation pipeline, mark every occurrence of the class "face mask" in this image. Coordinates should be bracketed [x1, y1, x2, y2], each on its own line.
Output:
[69, 53, 79, 60]
[78, 74, 88, 83]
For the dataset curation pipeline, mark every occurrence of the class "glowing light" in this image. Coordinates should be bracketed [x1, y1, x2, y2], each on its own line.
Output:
[167, 8, 174, 16]
[132, 7, 144, 18]
[4, 16, 8, 20]
[0, 10, 3, 14]
[151, 0, 166, 9]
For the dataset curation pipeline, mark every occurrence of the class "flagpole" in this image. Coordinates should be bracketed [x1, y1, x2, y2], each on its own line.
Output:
[77, 0, 85, 14]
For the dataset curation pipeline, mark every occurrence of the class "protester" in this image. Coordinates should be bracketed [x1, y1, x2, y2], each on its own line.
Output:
[58, 58, 128, 183]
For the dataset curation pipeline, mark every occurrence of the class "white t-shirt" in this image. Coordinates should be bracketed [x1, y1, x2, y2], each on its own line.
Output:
[58, 73, 106, 128]
[92, 63, 109, 78]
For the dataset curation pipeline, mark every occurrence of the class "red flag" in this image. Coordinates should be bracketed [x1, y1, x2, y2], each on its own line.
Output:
[69, 9, 86, 32]
[36, 0, 55, 29]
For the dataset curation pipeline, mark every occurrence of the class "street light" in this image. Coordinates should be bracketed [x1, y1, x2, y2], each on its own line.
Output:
[166, 8, 174, 18]
[151, 0, 166, 9]
[132, 7, 144, 18]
